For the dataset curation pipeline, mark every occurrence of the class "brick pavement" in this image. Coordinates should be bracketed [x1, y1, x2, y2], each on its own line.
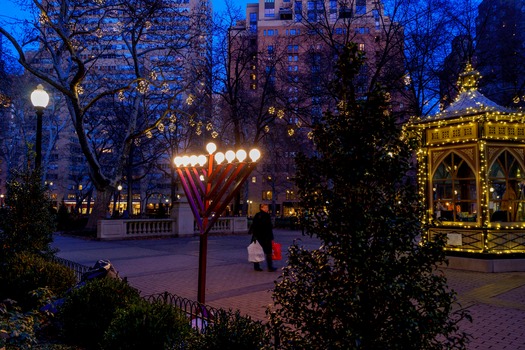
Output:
[52, 229, 525, 349]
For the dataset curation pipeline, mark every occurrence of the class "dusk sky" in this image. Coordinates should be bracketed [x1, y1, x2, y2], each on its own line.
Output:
[0, 0, 252, 56]
[0, 0, 252, 26]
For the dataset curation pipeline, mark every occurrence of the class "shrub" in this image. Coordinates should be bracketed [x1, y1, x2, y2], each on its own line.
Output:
[0, 168, 56, 257]
[189, 309, 269, 350]
[101, 300, 192, 350]
[0, 252, 76, 311]
[0, 288, 55, 349]
[58, 277, 142, 348]
[269, 43, 471, 349]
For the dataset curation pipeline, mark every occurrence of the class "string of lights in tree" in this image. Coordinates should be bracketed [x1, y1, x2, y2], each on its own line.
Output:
[37, 4, 214, 145]
[267, 105, 314, 139]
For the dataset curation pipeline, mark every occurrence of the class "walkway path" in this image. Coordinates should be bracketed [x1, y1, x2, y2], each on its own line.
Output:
[52, 229, 525, 349]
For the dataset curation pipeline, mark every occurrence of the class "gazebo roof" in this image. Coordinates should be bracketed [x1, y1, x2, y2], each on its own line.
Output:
[431, 63, 513, 120]
[436, 89, 513, 119]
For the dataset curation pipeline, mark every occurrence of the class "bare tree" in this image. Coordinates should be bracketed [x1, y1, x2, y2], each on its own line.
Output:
[385, 0, 480, 116]
[0, 0, 212, 229]
[284, 0, 481, 118]
[211, 1, 294, 213]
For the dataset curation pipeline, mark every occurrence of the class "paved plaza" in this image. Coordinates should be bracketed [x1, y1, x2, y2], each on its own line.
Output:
[52, 229, 525, 349]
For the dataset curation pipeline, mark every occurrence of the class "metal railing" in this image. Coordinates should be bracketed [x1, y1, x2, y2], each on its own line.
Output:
[52, 256, 91, 282]
[53, 256, 278, 346]
[144, 291, 219, 333]
[53, 257, 217, 332]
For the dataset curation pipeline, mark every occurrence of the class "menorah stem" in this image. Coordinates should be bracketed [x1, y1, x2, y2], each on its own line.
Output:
[197, 232, 208, 304]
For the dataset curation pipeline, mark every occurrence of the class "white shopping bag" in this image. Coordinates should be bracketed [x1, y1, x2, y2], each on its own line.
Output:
[247, 240, 265, 262]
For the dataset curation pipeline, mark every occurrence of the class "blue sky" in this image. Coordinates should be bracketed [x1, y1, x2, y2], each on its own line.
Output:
[0, 0, 252, 56]
[0, 0, 252, 22]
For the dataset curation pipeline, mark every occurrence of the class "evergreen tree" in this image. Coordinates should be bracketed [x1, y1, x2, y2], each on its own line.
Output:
[268, 43, 471, 349]
[0, 168, 56, 257]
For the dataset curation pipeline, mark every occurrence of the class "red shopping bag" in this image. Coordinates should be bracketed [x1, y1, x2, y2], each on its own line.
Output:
[272, 241, 282, 260]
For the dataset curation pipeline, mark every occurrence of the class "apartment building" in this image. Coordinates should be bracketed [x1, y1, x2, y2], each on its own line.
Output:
[233, 0, 407, 217]
[476, 0, 525, 108]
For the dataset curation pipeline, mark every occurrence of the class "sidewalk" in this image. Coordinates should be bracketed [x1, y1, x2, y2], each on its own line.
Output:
[52, 229, 525, 349]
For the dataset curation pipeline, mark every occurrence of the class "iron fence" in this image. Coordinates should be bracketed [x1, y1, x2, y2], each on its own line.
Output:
[52, 256, 91, 282]
[52, 256, 218, 333]
[144, 291, 219, 333]
[54, 257, 279, 347]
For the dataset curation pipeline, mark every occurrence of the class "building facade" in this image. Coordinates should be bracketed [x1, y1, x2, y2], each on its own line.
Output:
[233, 0, 407, 217]
[475, 0, 525, 108]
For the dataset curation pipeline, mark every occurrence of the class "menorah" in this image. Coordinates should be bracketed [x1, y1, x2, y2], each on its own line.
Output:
[174, 142, 260, 303]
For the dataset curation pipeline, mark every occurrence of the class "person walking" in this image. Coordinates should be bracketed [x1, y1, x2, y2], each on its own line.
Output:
[250, 204, 277, 272]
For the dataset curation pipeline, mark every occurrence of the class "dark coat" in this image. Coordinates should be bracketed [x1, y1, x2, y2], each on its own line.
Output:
[250, 210, 274, 254]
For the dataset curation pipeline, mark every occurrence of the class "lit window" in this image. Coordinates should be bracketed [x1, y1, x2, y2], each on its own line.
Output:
[252, 176, 257, 183]
[262, 190, 273, 200]
[488, 150, 525, 222]
[432, 152, 477, 223]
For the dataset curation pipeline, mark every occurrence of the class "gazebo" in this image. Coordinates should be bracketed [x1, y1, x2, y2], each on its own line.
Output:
[409, 63, 525, 268]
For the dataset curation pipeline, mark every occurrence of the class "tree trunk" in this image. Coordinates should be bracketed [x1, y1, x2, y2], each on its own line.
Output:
[85, 187, 113, 231]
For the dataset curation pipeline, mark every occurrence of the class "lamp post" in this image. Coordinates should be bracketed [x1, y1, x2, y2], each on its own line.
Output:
[78, 184, 83, 214]
[30, 84, 50, 171]
[174, 142, 260, 303]
[117, 184, 122, 215]
[247, 200, 253, 217]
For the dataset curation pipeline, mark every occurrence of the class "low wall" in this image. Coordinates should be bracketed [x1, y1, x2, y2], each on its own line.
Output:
[446, 256, 525, 273]
[97, 219, 175, 240]
[97, 216, 248, 240]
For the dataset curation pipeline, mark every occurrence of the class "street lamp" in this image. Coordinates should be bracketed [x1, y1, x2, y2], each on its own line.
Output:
[30, 84, 49, 170]
[78, 184, 83, 214]
[174, 142, 260, 303]
[247, 200, 253, 217]
[117, 184, 122, 214]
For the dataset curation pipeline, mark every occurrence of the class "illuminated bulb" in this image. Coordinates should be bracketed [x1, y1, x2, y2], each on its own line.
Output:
[236, 149, 247, 162]
[190, 155, 198, 166]
[197, 155, 207, 166]
[31, 84, 50, 108]
[249, 149, 261, 162]
[215, 152, 225, 164]
[225, 150, 235, 163]
[206, 142, 217, 154]
[174, 156, 183, 167]
[182, 155, 190, 166]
